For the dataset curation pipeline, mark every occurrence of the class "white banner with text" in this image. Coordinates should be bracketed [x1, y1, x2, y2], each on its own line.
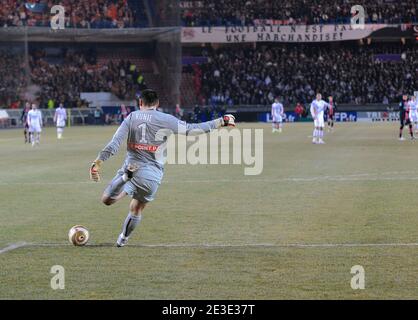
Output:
[181, 24, 388, 43]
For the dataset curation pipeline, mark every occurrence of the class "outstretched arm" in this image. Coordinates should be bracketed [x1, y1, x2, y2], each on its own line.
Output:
[90, 116, 130, 182]
[97, 118, 129, 162]
[169, 114, 235, 135]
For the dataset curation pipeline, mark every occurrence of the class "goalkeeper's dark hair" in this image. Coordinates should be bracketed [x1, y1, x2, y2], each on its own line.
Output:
[140, 89, 159, 106]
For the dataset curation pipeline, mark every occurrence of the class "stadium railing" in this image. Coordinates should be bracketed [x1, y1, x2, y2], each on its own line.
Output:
[0, 26, 178, 42]
[2, 109, 92, 128]
[0, 103, 401, 129]
[219, 104, 401, 113]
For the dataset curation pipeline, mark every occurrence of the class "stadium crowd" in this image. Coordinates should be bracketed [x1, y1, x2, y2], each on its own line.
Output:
[196, 43, 418, 105]
[0, 49, 147, 109]
[0, 0, 138, 28]
[0, 51, 26, 109]
[181, 0, 418, 26]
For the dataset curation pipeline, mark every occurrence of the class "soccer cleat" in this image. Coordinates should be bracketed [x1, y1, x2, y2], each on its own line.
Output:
[278, 128, 282, 133]
[318, 139, 326, 144]
[399, 137, 406, 141]
[116, 233, 129, 247]
[125, 163, 139, 180]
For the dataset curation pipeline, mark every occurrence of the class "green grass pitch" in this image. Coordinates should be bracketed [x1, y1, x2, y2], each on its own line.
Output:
[0, 122, 417, 299]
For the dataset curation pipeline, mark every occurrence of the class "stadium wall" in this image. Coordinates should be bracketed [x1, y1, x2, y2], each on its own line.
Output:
[0, 103, 403, 129]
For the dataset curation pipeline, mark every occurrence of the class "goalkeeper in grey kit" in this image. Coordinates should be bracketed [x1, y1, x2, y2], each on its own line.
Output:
[90, 89, 235, 247]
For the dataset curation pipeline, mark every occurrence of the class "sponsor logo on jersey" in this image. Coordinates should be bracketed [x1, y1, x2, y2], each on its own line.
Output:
[128, 142, 158, 153]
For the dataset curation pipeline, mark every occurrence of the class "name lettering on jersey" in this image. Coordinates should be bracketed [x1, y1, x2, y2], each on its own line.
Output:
[136, 113, 153, 122]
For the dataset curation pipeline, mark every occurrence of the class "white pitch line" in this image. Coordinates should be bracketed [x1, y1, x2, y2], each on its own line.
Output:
[0, 242, 28, 254]
[0, 137, 25, 142]
[0, 181, 93, 186]
[24, 242, 418, 249]
[131, 242, 418, 248]
[2, 174, 418, 186]
[169, 176, 418, 183]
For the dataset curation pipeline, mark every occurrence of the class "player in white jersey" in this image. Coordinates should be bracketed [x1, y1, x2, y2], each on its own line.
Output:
[27, 103, 43, 147]
[408, 95, 418, 134]
[54, 103, 67, 139]
[310, 93, 330, 144]
[271, 98, 284, 133]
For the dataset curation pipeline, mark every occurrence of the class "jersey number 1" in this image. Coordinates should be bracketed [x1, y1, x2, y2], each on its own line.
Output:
[137, 123, 147, 143]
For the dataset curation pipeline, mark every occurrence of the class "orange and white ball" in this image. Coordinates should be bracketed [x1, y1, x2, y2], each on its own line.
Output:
[68, 225, 90, 246]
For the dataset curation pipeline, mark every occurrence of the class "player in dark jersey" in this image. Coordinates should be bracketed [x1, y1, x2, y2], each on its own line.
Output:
[326, 96, 337, 132]
[20, 102, 31, 143]
[399, 94, 414, 141]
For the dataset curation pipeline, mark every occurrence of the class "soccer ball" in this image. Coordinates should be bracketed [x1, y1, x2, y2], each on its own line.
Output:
[68, 225, 90, 246]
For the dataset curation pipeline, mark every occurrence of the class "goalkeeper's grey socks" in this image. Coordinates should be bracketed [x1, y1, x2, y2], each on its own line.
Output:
[122, 213, 142, 238]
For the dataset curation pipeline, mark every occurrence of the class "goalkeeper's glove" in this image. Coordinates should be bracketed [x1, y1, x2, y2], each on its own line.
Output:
[90, 159, 103, 182]
[222, 114, 236, 127]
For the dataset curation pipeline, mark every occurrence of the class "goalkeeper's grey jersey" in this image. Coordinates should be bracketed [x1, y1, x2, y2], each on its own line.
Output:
[98, 109, 220, 183]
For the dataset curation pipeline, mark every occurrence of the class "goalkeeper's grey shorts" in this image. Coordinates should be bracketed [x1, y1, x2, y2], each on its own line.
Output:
[105, 169, 160, 203]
